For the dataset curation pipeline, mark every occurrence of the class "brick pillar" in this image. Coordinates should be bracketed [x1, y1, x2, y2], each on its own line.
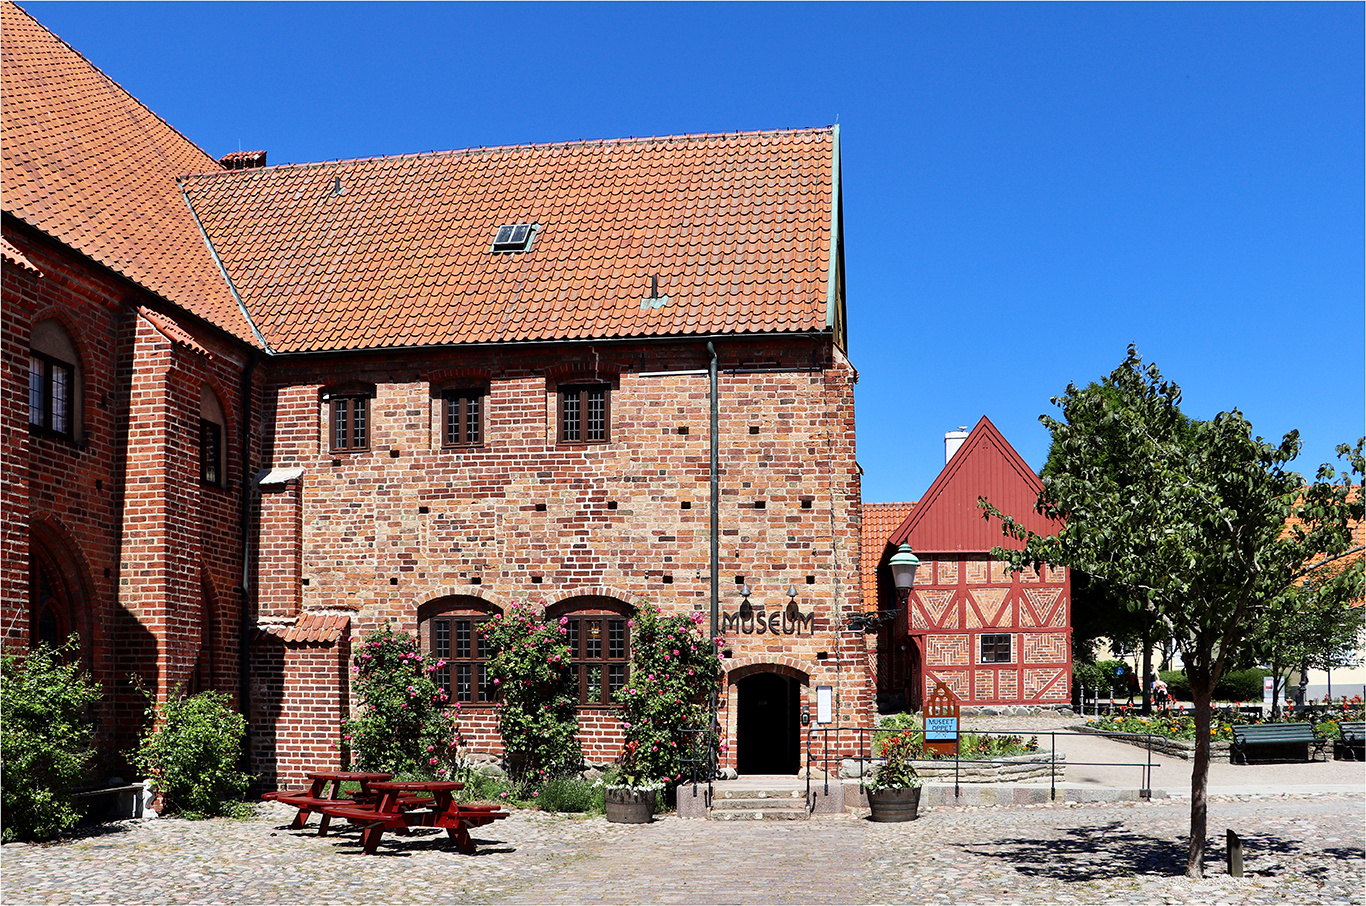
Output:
[257, 471, 303, 619]
[116, 315, 202, 701]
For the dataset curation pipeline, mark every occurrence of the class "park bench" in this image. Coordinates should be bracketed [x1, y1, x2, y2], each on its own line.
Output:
[1230, 722, 1327, 765]
[1335, 721, 1365, 761]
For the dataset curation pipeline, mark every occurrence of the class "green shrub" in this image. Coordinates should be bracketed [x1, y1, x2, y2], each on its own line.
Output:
[1158, 668, 1268, 703]
[344, 624, 464, 780]
[482, 603, 582, 788]
[133, 690, 252, 819]
[614, 604, 723, 787]
[532, 775, 599, 813]
[1, 639, 101, 842]
[456, 770, 516, 805]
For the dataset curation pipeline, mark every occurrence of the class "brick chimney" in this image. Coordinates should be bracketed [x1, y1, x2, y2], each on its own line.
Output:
[219, 150, 267, 170]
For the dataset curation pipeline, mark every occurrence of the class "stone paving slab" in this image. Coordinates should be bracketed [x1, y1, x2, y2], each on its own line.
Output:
[2, 793, 1361, 904]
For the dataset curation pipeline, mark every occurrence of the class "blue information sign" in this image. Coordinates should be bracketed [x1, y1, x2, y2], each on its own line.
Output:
[925, 716, 958, 741]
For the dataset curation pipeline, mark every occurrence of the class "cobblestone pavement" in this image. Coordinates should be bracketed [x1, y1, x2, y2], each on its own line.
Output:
[2, 793, 1361, 905]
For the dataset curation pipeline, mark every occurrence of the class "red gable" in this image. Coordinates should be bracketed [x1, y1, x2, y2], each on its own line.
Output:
[888, 416, 1058, 554]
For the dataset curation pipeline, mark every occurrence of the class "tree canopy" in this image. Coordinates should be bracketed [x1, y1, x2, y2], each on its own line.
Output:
[980, 347, 1363, 878]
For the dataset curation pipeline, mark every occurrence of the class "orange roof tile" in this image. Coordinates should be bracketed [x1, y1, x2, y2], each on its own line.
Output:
[180, 129, 836, 353]
[861, 502, 916, 607]
[137, 305, 211, 358]
[256, 612, 350, 645]
[1, 2, 258, 344]
[1, 234, 39, 273]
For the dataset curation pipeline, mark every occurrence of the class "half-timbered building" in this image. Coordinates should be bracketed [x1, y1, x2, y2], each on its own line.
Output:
[865, 417, 1072, 711]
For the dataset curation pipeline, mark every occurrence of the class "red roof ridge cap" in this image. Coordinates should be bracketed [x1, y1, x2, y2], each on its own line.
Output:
[175, 126, 837, 179]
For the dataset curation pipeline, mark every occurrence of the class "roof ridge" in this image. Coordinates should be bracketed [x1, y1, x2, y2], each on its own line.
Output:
[5, 1, 223, 176]
[177, 125, 836, 180]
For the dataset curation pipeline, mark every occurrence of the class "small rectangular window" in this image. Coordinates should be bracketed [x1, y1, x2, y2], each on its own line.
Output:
[558, 385, 610, 444]
[28, 353, 74, 438]
[566, 614, 630, 706]
[331, 396, 369, 451]
[200, 420, 223, 487]
[429, 616, 493, 703]
[981, 633, 1012, 664]
[443, 389, 484, 447]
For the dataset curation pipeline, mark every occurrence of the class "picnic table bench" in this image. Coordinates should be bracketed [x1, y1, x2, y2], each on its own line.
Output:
[1231, 723, 1327, 765]
[1336, 721, 1365, 761]
[262, 771, 392, 835]
[319, 780, 509, 855]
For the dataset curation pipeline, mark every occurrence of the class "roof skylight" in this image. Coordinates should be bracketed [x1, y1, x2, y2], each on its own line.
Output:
[491, 223, 535, 253]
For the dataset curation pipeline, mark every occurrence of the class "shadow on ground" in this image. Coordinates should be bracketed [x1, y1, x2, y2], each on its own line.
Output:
[957, 821, 1305, 881]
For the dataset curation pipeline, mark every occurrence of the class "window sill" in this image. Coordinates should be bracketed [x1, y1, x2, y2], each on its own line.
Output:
[27, 425, 84, 450]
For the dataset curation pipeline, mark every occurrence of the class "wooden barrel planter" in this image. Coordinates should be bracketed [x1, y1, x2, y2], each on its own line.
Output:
[867, 786, 921, 822]
[604, 787, 657, 824]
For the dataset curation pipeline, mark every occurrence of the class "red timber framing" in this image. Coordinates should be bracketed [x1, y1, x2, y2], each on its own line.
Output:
[880, 416, 1071, 709]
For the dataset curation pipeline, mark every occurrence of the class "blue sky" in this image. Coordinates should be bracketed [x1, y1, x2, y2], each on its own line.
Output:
[25, 2, 1365, 502]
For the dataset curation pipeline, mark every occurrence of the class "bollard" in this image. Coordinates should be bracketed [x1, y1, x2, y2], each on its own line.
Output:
[1227, 829, 1243, 877]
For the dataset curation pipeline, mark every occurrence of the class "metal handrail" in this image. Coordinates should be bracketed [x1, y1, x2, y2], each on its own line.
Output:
[804, 725, 1161, 802]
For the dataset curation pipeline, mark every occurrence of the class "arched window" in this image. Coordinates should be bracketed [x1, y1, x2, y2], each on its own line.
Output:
[550, 597, 632, 706]
[418, 597, 500, 704]
[29, 319, 81, 440]
[200, 385, 227, 487]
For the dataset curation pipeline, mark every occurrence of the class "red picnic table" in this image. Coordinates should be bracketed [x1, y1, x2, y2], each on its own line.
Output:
[317, 780, 509, 855]
[262, 770, 393, 835]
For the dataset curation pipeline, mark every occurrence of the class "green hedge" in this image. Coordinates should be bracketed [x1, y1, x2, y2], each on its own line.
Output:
[1158, 668, 1268, 703]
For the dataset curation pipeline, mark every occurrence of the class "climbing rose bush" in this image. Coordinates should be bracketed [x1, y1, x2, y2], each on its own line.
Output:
[344, 624, 464, 780]
[481, 602, 581, 785]
[613, 604, 722, 787]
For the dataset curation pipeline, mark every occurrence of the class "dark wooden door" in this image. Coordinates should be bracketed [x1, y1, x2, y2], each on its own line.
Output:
[736, 673, 800, 775]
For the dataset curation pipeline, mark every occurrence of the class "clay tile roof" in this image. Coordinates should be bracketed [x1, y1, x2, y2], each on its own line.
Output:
[137, 305, 211, 358]
[180, 128, 837, 353]
[257, 612, 350, 645]
[1, 2, 258, 345]
[861, 502, 916, 607]
[1, 235, 39, 274]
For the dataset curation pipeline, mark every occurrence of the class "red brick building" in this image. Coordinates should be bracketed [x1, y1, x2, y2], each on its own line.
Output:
[864, 417, 1072, 712]
[3, 2, 869, 786]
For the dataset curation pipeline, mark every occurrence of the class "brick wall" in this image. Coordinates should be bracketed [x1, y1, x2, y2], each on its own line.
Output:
[248, 631, 350, 790]
[257, 336, 867, 778]
[1, 226, 254, 769]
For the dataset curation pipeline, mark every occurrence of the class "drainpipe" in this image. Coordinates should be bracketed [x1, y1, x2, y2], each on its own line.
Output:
[707, 342, 720, 647]
[237, 352, 257, 741]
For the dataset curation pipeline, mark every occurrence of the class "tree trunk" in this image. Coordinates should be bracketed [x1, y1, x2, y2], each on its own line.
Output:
[1186, 680, 1214, 879]
[1140, 621, 1153, 715]
[1270, 657, 1282, 720]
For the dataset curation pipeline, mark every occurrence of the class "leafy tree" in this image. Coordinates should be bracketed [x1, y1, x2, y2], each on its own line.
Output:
[1252, 555, 1365, 717]
[980, 347, 1363, 878]
[1, 638, 100, 841]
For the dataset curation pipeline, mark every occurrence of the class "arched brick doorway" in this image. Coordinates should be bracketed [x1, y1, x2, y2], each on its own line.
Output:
[732, 666, 806, 775]
[28, 522, 93, 670]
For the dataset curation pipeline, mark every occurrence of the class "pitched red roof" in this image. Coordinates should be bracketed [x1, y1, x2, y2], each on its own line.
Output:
[1, 1, 258, 344]
[889, 416, 1058, 553]
[861, 502, 915, 607]
[180, 129, 837, 353]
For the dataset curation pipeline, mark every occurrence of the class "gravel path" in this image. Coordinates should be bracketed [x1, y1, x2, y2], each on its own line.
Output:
[2, 792, 1361, 905]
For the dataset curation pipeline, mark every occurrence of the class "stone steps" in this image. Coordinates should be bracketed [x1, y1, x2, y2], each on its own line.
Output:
[708, 783, 810, 821]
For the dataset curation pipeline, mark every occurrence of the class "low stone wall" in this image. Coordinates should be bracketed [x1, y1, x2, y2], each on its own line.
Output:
[840, 751, 1065, 783]
[1071, 724, 1230, 761]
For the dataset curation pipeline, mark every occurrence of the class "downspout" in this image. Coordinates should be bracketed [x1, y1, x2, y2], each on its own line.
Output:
[237, 351, 258, 741]
[707, 342, 720, 646]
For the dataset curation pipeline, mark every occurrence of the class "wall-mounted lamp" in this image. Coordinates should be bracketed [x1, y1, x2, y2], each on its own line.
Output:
[849, 544, 920, 632]
[738, 584, 753, 620]
[785, 583, 800, 621]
